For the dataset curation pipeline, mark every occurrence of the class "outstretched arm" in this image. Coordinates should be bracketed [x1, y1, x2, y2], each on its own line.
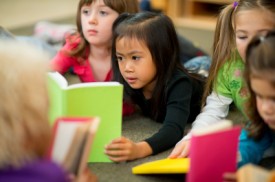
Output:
[169, 92, 233, 158]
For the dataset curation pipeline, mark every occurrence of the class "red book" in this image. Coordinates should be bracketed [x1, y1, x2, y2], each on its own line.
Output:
[187, 120, 241, 182]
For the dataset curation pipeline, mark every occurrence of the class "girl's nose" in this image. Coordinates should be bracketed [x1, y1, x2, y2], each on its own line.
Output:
[88, 13, 97, 25]
[124, 61, 133, 72]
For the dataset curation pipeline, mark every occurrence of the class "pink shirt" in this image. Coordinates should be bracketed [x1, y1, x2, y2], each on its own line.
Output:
[51, 34, 112, 82]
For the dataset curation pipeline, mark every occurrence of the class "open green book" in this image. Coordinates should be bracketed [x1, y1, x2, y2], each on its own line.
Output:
[47, 71, 123, 163]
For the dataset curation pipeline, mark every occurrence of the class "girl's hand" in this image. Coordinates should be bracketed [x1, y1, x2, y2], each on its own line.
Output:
[104, 137, 139, 162]
[105, 137, 152, 162]
[223, 172, 237, 182]
[76, 167, 97, 182]
[68, 167, 97, 182]
[168, 139, 190, 158]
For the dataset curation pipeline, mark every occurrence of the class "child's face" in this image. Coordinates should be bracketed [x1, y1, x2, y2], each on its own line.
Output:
[81, 0, 119, 47]
[235, 9, 275, 61]
[115, 37, 157, 99]
[251, 77, 275, 130]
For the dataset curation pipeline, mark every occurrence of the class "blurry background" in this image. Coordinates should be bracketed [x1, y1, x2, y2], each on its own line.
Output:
[0, 0, 78, 35]
[0, 0, 233, 55]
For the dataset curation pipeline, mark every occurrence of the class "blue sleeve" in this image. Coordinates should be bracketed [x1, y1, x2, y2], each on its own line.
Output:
[238, 129, 272, 168]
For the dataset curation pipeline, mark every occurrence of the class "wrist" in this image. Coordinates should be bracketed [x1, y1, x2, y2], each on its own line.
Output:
[136, 141, 152, 159]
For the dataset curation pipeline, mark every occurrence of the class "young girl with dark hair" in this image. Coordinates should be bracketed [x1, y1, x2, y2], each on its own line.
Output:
[104, 12, 203, 162]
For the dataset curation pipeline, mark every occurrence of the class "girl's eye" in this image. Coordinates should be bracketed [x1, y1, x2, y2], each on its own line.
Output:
[99, 10, 108, 16]
[256, 94, 263, 100]
[132, 56, 140, 61]
[82, 9, 90, 15]
[237, 36, 247, 40]
[116, 56, 123, 62]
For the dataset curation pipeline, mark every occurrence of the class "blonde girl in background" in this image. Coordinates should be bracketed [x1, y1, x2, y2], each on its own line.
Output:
[169, 0, 275, 158]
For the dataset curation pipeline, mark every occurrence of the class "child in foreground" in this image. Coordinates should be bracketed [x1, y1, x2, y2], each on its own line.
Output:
[0, 41, 96, 182]
[104, 12, 204, 162]
[239, 31, 275, 167]
[169, 0, 275, 159]
[224, 31, 275, 181]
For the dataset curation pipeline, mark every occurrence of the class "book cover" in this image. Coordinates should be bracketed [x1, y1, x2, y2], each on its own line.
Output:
[49, 117, 100, 175]
[47, 72, 123, 162]
[132, 158, 190, 174]
[186, 120, 241, 182]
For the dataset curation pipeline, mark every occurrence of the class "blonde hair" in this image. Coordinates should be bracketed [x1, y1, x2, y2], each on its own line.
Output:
[202, 0, 275, 106]
[0, 41, 51, 168]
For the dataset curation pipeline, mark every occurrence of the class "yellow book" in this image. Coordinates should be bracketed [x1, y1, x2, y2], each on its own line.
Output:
[132, 158, 190, 174]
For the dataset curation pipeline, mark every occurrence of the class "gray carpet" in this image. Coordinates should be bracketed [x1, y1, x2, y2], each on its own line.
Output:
[89, 113, 185, 182]
[88, 109, 244, 182]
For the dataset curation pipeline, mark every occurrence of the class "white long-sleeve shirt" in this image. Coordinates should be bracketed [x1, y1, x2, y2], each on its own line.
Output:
[182, 92, 233, 141]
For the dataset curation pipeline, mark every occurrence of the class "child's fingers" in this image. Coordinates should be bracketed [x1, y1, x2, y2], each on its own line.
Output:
[105, 143, 121, 150]
[107, 136, 128, 145]
[168, 145, 183, 158]
[104, 148, 130, 157]
[105, 139, 130, 150]
[104, 148, 130, 162]
[178, 141, 190, 158]
[223, 172, 237, 182]
[76, 167, 97, 182]
[108, 155, 129, 162]
[168, 140, 188, 158]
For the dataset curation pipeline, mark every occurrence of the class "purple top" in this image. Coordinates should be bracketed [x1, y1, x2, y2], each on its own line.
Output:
[0, 159, 69, 182]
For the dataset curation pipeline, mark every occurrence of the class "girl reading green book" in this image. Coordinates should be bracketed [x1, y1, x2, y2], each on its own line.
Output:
[104, 12, 204, 162]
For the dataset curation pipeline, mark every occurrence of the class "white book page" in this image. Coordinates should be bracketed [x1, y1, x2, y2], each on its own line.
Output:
[48, 72, 68, 89]
[67, 81, 121, 90]
[52, 121, 80, 164]
[191, 119, 233, 136]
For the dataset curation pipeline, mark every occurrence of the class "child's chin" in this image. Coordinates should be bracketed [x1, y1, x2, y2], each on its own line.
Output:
[266, 122, 275, 130]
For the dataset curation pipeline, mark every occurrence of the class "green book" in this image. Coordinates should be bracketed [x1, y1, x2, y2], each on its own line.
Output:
[47, 72, 123, 163]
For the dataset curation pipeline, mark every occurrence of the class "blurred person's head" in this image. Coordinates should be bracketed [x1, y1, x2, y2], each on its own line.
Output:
[0, 41, 51, 168]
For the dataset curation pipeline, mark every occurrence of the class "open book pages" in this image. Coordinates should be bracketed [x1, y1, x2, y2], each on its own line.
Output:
[191, 119, 233, 136]
[50, 117, 100, 175]
[48, 71, 68, 88]
[48, 71, 121, 89]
